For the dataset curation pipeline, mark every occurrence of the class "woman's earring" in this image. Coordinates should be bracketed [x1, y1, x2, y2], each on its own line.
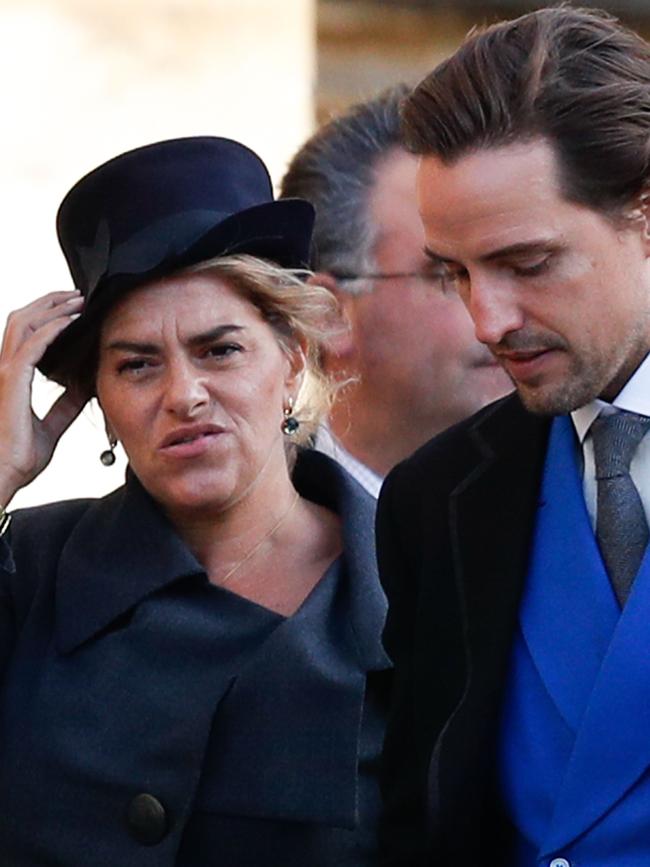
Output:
[281, 397, 300, 436]
[100, 435, 117, 466]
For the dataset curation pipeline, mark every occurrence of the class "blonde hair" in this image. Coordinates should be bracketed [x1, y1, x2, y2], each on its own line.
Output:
[186, 254, 341, 446]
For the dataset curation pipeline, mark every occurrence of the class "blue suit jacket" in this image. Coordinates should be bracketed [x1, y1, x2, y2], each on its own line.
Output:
[0, 449, 389, 866]
[499, 415, 650, 865]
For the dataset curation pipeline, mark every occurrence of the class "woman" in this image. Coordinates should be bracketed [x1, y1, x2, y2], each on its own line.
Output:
[0, 137, 390, 866]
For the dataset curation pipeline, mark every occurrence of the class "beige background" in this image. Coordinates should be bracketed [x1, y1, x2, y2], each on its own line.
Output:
[1, 0, 315, 508]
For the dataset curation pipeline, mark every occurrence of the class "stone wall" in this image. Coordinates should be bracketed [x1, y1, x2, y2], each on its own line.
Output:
[317, 0, 650, 120]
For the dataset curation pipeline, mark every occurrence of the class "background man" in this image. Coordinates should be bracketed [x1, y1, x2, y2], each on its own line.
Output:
[378, 7, 650, 866]
[280, 87, 510, 496]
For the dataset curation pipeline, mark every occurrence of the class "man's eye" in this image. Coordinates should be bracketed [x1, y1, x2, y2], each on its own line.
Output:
[206, 343, 242, 358]
[512, 256, 551, 277]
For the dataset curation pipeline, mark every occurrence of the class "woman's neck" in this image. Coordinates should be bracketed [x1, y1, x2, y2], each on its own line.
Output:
[164, 466, 299, 581]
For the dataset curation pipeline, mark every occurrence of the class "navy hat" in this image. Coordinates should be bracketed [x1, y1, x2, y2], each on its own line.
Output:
[39, 136, 315, 380]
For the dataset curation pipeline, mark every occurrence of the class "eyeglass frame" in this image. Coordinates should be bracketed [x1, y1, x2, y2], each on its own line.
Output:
[327, 269, 447, 284]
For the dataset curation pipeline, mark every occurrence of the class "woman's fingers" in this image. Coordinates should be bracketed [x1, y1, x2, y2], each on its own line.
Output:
[0, 291, 83, 358]
[0, 291, 87, 502]
[7, 302, 83, 369]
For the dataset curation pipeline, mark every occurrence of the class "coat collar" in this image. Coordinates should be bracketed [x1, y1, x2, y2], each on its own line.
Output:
[292, 448, 389, 672]
[195, 449, 388, 827]
[56, 450, 388, 671]
[52, 449, 388, 831]
[56, 473, 204, 654]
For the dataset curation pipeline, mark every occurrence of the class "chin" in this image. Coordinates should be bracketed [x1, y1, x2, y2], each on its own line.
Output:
[516, 379, 596, 416]
[145, 474, 235, 517]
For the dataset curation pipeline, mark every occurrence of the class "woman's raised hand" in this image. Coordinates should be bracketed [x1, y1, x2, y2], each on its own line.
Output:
[0, 291, 87, 506]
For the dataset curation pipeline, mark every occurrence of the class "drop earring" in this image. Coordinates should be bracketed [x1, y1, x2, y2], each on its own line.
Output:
[100, 434, 117, 466]
[281, 397, 300, 436]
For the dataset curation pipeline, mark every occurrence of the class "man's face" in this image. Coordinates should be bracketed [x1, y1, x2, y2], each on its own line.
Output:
[417, 138, 650, 414]
[341, 149, 511, 436]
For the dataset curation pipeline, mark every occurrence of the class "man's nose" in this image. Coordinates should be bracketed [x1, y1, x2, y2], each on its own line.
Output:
[466, 277, 524, 346]
[162, 358, 209, 416]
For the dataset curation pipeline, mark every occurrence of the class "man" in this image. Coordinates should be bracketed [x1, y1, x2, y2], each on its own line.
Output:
[378, 7, 650, 866]
[280, 87, 510, 496]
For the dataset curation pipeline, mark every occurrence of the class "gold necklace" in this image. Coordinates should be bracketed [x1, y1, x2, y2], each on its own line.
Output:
[218, 491, 300, 586]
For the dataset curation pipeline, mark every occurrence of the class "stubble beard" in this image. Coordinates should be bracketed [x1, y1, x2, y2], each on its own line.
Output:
[513, 340, 648, 416]
[515, 368, 603, 416]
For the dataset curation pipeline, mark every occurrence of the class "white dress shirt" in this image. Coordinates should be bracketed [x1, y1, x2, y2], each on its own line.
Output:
[314, 424, 383, 500]
[571, 352, 650, 530]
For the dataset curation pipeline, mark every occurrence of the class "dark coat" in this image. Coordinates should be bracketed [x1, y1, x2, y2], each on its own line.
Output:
[0, 449, 389, 866]
[376, 394, 550, 866]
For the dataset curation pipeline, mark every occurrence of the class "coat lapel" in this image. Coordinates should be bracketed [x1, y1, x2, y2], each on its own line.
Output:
[542, 542, 650, 854]
[429, 397, 550, 829]
[519, 415, 619, 733]
[8, 479, 262, 863]
[292, 449, 389, 672]
[196, 560, 368, 827]
[202, 449, 388, 827]
[55, 474, 204, 654]
[449, 397, 549, 695]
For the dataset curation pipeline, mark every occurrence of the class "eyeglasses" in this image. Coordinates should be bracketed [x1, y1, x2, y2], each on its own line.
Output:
[328, 270, 447, 286]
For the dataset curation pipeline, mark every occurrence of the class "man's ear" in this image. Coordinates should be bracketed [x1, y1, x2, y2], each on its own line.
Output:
[640, 190, 650, 252]
[628, 188, 650, 253]
[307, 271, 356, 362]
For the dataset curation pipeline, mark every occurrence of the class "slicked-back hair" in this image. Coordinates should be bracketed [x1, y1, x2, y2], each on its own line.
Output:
[402, 5, 650, 217]
[280, 84, 410, 291]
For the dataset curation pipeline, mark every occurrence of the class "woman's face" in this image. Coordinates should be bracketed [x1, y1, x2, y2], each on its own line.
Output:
[95, 272, 303, 519]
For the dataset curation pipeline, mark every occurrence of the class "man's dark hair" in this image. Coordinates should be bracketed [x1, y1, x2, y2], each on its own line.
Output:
[280, 84, 410, 283]
[402, 5, 650, 216]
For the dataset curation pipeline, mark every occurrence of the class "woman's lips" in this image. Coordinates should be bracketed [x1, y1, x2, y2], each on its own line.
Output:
[158, 425, 225, 458]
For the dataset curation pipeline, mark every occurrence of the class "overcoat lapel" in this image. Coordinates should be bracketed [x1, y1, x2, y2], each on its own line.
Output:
[429, 397, 550, 834]
[199, 450, 389, 828]
[449, 398, 549, 691]
[293, 449, 389, 672]
[8, 478, 254, 864]
[55, 474, 204, 653]
[197, 561, 368, 827]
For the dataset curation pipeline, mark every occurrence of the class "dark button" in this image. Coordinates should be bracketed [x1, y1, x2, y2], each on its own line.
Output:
[126, 793, 169, 845]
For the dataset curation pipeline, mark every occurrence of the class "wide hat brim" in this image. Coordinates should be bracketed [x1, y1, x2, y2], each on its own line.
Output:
[37, 137, 315, 382]
[39, 198, 314, 380]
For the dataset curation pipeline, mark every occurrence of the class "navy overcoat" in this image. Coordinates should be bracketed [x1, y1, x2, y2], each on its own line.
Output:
[0, 449, 390, 866]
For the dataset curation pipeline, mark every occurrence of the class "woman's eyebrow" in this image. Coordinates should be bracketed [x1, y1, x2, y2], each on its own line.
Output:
[186, 324, 245, 347]
[103, 339, 160, 354]
[104, 324, 245, 353]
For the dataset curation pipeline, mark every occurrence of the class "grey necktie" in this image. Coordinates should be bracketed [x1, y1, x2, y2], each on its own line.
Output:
[591, 411, 650, 606]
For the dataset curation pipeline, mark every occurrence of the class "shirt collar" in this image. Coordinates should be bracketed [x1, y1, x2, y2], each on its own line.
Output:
[314, 423, 383, 499]
[571, 351, 650, 444]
